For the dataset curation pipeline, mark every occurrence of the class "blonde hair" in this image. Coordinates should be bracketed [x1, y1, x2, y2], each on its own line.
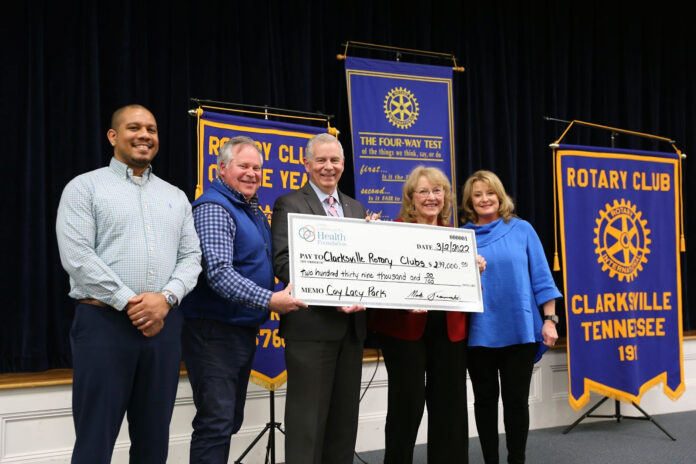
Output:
[398, 166, 454, 225]
[460, 170, 515, 224]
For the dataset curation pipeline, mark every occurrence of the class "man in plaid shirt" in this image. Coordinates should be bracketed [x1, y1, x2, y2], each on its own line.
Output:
[56, 104, 202, 463]
[179, 136, 306, 463]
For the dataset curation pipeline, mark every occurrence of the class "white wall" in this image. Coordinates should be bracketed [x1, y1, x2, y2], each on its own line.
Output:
[1, 340, 695, 463]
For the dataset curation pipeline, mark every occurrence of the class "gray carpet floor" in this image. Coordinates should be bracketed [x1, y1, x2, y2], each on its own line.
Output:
[352, 410, 696, 463]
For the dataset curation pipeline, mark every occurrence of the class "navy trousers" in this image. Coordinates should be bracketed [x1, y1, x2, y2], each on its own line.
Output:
[182, 318, 258, 464]
[70, 302, 183, 464]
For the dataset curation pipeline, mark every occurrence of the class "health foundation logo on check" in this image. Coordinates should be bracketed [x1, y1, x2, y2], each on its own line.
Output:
[298, 225, 316, 242]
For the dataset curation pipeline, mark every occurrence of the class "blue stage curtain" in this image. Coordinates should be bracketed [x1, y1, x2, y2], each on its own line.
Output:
[1, 0, 694, 372]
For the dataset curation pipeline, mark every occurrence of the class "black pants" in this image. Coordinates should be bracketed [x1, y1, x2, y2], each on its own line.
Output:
[70, 302, 183, 464]
[379, 311, 469, 464]
[467, 343, 537, 464]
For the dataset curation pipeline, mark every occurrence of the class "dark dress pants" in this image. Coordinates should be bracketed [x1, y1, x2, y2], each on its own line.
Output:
[283, 327, 364, 464]
[70, 302, 183, 464]
[182, 318, 258, 464]
[379, 311, 469, 464]
[467, 343, 537, 464]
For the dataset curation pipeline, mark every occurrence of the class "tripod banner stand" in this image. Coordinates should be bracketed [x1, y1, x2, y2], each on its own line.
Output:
[552, 128, 685, 421]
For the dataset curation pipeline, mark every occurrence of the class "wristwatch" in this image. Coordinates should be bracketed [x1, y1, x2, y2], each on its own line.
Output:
[162, 290, 178, 308]
[543, 314, 559, 324]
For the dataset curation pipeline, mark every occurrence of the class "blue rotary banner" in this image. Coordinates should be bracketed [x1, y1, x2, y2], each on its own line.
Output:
[196, 110, 326, 390]
[556, 144, 684, 409]
[345, 57, 457, 221]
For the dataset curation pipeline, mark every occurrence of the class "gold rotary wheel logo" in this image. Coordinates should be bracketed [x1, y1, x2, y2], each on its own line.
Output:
[384, 87, 419, 129]
[593, 199, 651, 282]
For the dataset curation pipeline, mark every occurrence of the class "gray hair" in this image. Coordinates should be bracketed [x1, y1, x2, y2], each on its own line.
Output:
[218, 136, 263, 167]
[305, 133, 344, 162]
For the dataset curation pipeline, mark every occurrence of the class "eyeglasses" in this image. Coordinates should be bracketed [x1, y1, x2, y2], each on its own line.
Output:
[414, 188, 445, 197]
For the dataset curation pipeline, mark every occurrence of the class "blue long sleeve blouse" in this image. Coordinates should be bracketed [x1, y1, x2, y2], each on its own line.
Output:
[461, 217, 562, 348]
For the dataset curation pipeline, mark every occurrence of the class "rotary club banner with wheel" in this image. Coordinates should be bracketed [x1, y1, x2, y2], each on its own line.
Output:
[195, 109, 327, 390]
[345, 57, 457, 221]
[555, 144, 684, 409]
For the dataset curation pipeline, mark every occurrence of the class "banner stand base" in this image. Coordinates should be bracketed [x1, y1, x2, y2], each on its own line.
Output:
[235, 390, 284, 464]
[562, 396, 676, 441]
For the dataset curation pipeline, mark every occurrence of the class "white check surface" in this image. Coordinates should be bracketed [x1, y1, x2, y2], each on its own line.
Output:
[288, 214, 483, 311]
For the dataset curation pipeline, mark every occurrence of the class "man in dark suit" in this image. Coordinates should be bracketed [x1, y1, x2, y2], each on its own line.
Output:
[271, 133, 367, 464]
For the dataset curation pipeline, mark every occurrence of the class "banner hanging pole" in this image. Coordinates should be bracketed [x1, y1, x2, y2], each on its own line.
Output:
[550, 118, 680, 148]
[337, 40, 465, 72]
[189, 98, 335, 127]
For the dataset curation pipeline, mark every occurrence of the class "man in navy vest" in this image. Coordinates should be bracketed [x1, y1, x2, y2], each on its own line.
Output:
[180, 136, 307, 463]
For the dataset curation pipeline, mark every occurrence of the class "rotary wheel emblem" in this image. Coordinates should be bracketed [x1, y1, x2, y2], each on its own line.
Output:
[384, 87, 419, 129]
[593, 199, 651, 282]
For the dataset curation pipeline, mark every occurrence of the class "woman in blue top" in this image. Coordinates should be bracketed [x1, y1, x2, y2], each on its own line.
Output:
[460, 170, 561, 464]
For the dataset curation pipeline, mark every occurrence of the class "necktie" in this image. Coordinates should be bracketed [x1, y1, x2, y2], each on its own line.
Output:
[326, 196, 339, 217]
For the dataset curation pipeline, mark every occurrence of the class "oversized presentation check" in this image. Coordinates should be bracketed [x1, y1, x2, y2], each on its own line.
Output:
[288, 214, 483, 311]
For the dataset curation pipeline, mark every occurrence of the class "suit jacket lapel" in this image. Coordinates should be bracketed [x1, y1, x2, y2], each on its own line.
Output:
[338, 190, 353, 218]
[302, 182, 327, 216]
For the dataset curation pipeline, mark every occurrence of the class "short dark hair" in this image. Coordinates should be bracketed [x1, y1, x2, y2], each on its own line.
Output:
[110, 104, 152, 129]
